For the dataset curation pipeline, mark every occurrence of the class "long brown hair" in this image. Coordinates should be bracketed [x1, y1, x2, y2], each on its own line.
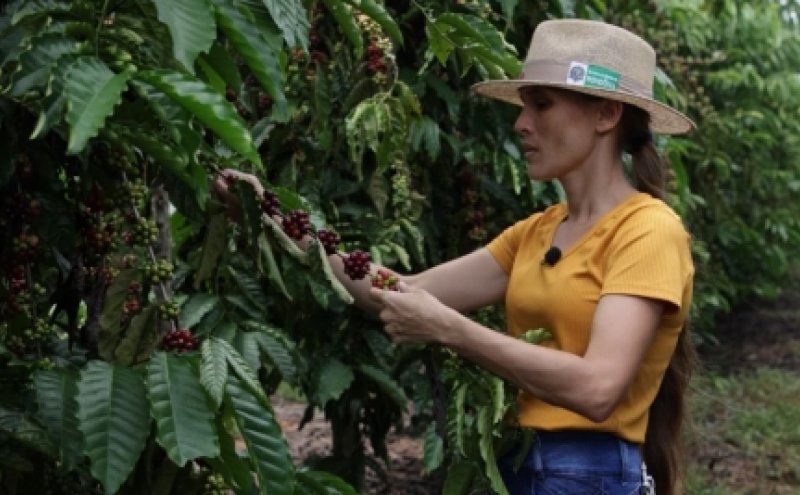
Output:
[619, 104, 699, 495]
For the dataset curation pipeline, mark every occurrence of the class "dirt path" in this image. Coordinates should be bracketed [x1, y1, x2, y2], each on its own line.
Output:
[272, 396, 434, 494]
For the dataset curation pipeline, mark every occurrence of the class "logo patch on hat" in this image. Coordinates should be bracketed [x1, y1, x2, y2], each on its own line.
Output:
[566, 61, 620, 90]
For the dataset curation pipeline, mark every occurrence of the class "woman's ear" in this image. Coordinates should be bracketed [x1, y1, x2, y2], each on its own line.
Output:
[595, 99, 624, 134]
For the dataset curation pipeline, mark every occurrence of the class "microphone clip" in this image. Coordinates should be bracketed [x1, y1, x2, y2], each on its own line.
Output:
[542, 246, 561, 266]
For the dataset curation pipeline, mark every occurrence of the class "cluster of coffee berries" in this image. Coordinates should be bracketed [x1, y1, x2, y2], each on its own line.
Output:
[102, 265, 120, 284]
[107, 148, 140, 176]
[123, 282, 141, 315]
[371, 268, 398, 290]
[282, 210, 310, 240]
[158, 299, 180, 319]
[3, 275, 45, 316]
[143, 259, 173, 284]
[123, 178, 147, 204]
[1, 191, 40, 226]
[355, 10, 393, 83]
[342, 249, 371, 280]
[133, 217, 159, 245]
[225, 86, 250, 119]
[260, 189, 281, 216]
[202, 472, 228, 495]
[317, 229, 340, 255]
[22, 317, 53, 344]
[162, 328, 198, 353]
[11, 232, 41, 264]
[458, 170, 487, 242]
[243, 73, 274, 114]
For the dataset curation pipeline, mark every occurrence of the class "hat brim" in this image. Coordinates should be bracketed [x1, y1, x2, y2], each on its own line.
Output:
[471, 80, 696, 135]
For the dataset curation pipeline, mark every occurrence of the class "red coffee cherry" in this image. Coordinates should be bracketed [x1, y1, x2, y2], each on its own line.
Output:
[342, 250, 370, 280]
[282, 209, 310, 240]
[162, 328, 198, 353]
[317, 229, 340, 255]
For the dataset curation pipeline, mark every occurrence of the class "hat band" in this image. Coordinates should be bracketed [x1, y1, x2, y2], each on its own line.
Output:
[523, 60, 652, 98]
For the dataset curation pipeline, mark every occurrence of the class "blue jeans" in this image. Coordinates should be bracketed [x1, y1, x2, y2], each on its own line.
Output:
[497, 430, 643, 495]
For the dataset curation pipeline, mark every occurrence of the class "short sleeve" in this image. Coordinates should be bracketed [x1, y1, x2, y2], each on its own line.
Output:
[485, 213, 545, 274]
[602, 207, 693, 308]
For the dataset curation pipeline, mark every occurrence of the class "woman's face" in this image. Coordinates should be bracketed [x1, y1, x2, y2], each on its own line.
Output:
[514, 87, 602, 181]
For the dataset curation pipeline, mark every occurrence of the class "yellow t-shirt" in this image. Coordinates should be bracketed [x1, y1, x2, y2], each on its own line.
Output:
[485, 192, 694, 443]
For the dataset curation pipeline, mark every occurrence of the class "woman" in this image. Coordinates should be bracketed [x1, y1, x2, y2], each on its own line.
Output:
[218, 19, 696, 495]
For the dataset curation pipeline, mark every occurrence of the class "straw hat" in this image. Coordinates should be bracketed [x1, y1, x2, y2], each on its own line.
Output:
[472, 19, 695, 135]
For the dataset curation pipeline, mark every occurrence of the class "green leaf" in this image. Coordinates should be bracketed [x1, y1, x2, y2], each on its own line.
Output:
[33, 369, 82, 471]
[228, 265, 269, 313]
[11, 0, 73, 24]
[297, 469, 358, 495]
[442, 460, 477, 495]
[8, 33, 79, 97]
[446, 383, 467, 456]
[208, 337, 266, 402]
[202, 41, 243, 90]
[422, 422, 444, 473]
[0, 406, 55, 457]
[114, 305, 160, 366]
[314, 358, 354, 406]
[99, 269, 139, 361]
[321, 0, 363, 57]
[343, 0, 402, 46]
[357, 364, 406, 407]
[234, 330, 263, 373]
[131, 79, 202, 153]
[477, 408, 508, 495]
[307, 239, 354, 305]
[153, 0, 216, 72]
[136, 69, 262, 167]
[31, 53, 76, 139]
[260, 0, 310, 50]
[200, 338, 229, 407]
[194, 212, 228, 289]
[179, 293, 221, 329]
[213, 0, 289, 120]
[208, 411, 254, 492]
[258, 233, 292, 299]
[226, 373, 295, 495]
[115, 128, 192, 184]
[425, 22, 455, 65]
[245, 322, 298, 385]
[77, 361, 150, 495]
[147, 352, 220, 467]
[63, 56, 133, 154]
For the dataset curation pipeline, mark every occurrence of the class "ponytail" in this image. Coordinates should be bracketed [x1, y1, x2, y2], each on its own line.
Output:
[620, 103, 698, 494]
[619, 105, 666, 200]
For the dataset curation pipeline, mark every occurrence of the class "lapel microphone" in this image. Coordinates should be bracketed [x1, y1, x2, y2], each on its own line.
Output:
[542, 246, 561, 266]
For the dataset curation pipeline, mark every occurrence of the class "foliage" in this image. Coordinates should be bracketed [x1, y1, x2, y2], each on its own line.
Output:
[0, 0, 798, 494]
[607, 0, 800, 338]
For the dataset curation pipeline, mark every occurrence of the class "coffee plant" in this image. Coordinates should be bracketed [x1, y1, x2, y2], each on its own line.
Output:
[1, 0, 799, 494]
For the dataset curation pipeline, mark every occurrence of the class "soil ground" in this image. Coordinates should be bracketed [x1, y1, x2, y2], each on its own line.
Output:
[273, 287, 800, 494]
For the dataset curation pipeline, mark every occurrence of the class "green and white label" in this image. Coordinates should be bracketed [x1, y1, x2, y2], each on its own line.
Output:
[566, 62, 620, 90]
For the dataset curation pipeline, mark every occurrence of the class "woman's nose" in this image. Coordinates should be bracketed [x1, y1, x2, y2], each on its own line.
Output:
[514, 107, 532, 136]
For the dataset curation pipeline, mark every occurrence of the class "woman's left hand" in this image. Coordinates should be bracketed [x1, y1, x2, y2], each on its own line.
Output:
[368, 282, 460, 345]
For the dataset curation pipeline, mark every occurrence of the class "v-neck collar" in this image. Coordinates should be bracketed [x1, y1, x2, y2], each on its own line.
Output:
[544, 192, 648, 261]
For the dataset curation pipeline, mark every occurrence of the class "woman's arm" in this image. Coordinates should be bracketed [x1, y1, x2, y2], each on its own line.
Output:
[212, 169, 509, 314]
[372, 287, 663, 422]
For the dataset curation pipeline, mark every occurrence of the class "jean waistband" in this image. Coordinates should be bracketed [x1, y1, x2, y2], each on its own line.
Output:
[531, 430, 642, 481]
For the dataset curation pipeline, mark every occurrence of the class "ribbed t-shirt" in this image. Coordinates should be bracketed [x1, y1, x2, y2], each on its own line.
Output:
[485, 192, 694, 443]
